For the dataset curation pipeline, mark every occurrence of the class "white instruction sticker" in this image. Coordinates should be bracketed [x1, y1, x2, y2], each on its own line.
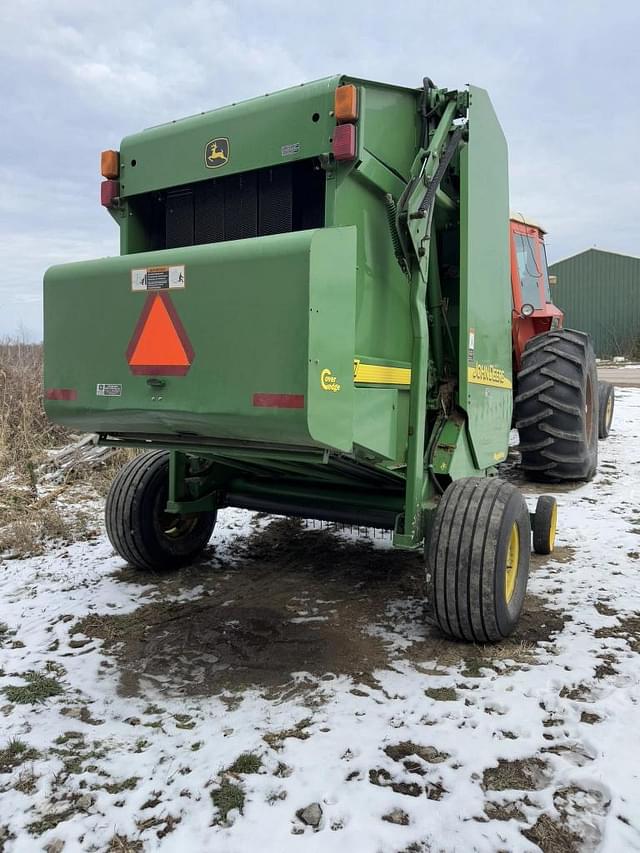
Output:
[131, 265, 185, 291]
[467, 328, 476, 363]
[96, 383, 122, 397]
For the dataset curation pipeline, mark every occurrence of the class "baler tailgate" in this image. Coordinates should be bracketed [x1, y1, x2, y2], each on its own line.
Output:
[44, 227, 356, 452]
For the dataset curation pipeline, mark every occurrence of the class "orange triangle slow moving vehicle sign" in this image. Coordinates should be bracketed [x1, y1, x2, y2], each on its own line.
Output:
[126, 292, 194, 376]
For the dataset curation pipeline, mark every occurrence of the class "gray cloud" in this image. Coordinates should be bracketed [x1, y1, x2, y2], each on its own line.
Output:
[1, 0, 638, 337]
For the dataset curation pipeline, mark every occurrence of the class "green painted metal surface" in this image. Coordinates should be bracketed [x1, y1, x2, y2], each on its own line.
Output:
[45, 228, 356, 451]
[549, 249, 640, 357]
[458, 86, 512, 470]
[119, 76, 341, 197]
[44, 74, 514, 546]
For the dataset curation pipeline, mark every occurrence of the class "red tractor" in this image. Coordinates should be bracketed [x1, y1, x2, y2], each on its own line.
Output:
[509, 215, 614, 481]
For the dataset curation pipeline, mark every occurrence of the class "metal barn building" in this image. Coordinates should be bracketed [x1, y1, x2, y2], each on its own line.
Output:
[549, 248, 640, 358]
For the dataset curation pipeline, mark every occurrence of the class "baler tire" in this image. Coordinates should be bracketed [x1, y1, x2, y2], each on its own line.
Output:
[514, 329, 598, 482]
[598, 381, 615, 439]
[426, 477, 531, 644]
[532, 495, 558, 555]
[105, 451, 216, 571]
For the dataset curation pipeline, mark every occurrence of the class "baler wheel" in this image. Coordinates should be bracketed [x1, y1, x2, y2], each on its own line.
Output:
[426, 477, 531, 644]
[598, 381, 615, 439]
[515, 329, 598, 481]
[532, 495, 557, 555]
[105, 451, 216, 570]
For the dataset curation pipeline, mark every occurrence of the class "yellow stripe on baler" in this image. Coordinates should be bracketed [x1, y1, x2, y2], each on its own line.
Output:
[467, 364, 512, 390]
[353, 360, 412, 386]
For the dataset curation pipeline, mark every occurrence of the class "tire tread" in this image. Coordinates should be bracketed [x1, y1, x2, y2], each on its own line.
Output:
[515, 329, 598, 482]
[428, 478, 530, 644]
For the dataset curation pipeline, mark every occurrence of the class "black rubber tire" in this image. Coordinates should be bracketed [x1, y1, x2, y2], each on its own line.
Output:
[515, 328, 598, 481]
[533, 495, 557, 555]
[598, 381, 614, 439]
[105, 451, 216, 570]
[426, 477, 531, 644]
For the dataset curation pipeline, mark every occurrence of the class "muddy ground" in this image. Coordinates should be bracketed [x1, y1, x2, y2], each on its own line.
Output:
[73, 511, 568, 703]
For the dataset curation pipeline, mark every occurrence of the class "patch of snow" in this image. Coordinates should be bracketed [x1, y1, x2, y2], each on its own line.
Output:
[0, 394, 639, 851]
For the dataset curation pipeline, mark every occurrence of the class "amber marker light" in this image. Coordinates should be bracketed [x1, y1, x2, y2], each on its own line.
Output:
[101, 149, 120, 179]
[335, 84, 358, 123]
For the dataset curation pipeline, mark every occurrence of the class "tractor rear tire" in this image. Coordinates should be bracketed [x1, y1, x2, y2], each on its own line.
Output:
[598, 381, 615, 438]
[105, 451, 216, 570]
[426, 477, 531, 644]
[515, 329, 598, 481]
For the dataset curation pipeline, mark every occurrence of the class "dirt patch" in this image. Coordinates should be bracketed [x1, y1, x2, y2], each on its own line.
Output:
[559, 684, 593, 702]
[522, 813, 583, 853]
[595, 614, 640, 652]
[580, 711, 601, 725]
[263, 719, 311, 750]
[483, 799, 528, 822]
[75, 599, 392, 697]
[594, 653, 618, 679]
[521, 785, 609, 852]
[384, 741, 449, 764]
[594, 601, 617, 616]
[531, 545, 576, 567]
[369, 768, 423, 798]
[75, 519, 569, 698]
[482, 757, 549, 792]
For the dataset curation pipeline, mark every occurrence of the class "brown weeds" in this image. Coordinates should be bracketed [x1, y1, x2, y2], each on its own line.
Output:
[0, 338, 132, 556]
[0, 338, 68, 470]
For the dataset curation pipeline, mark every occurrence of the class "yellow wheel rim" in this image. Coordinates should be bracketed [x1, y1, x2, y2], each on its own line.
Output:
[548, 502, 558, 552]
[505, 523, 520, 603]
[605, 393, 613, 428]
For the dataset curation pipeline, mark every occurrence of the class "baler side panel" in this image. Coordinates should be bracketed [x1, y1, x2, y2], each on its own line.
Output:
[307, 227, 357, 452]
[330, 82, 418, 464]
[458, 86, 512, 469]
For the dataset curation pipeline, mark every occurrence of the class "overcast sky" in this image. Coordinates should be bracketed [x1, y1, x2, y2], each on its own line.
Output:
[1, 0, 638, 339]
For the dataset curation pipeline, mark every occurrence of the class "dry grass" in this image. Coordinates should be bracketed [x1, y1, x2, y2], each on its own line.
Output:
[0, 338, 69, 470]
[0, 339, 133, 556]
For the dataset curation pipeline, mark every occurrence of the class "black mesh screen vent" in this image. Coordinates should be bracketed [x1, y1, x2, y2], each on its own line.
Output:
[143, 159, 324, 251]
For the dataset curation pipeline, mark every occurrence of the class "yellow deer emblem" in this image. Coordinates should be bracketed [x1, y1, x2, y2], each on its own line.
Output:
[205, 137, 229, 169]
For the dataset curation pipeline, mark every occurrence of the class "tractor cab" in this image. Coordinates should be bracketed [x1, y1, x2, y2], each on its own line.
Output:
[510, 214, 563, 369]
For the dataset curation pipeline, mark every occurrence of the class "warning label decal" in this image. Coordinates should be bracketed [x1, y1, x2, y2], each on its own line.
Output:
[131, 265, 185, 292]
[96, 383, 122, 397]
[281, 142, 300, 157]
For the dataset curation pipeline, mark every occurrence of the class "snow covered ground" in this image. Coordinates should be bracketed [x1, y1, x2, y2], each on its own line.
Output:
[1, 390, 639, 852]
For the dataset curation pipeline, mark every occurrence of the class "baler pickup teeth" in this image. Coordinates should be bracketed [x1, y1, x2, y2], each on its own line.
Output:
[302, 519, 391, 540]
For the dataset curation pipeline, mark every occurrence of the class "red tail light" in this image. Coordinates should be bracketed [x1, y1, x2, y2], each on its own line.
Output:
[332, 124, 356, 161]
[101, 180, 119, 207]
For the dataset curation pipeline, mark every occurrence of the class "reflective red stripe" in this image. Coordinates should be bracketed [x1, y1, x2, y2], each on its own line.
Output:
[45, 388, 77, 401]
[252, 393, 304, 409]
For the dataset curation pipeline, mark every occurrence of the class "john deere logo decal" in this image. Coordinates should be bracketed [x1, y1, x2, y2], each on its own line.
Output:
[205, 137, 229, 169]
